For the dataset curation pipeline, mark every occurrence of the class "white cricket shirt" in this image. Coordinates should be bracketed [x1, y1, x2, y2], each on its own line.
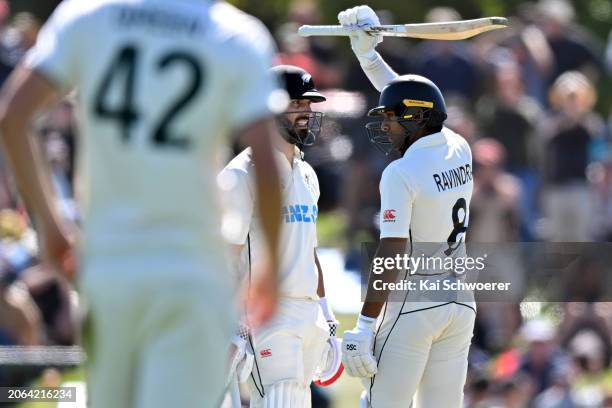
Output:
[379, 127, 473, 244]
[219, 147, 320, 299]
[24, 0, 281, 271]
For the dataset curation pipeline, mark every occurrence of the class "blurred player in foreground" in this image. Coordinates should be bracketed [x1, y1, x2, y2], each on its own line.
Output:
[219, 65, 343, 407]
[0, 1, 283, 407]
[337, 6, 476, 408]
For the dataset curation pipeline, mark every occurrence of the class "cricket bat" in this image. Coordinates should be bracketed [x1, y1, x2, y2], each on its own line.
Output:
[298, 17, 508, 40]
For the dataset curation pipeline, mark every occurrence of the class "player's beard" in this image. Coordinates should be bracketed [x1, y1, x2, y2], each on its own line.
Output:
[276, 112, 324, 146]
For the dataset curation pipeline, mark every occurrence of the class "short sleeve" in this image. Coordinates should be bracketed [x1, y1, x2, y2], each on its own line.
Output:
[218, 167, 254, 245]
[24, 1, 79, 90]
[379, 164, 414, 239]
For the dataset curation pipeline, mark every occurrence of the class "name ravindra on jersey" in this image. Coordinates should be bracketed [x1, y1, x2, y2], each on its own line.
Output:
[433, 163, 472, 192]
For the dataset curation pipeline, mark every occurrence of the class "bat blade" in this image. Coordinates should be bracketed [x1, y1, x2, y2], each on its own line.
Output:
[392, 17, 508, 40]
[298, 17, 508, 40]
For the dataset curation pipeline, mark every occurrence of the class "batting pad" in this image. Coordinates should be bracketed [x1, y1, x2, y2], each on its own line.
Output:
[260, 381, 310, 408]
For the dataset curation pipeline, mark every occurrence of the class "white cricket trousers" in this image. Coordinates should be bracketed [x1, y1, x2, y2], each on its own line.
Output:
[80, 261, 234, 408]
[364, 301, 476, 408]
[248, 298, 328, 407]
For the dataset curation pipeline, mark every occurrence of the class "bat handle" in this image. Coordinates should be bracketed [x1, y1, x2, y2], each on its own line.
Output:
[298, 25, 356, 37]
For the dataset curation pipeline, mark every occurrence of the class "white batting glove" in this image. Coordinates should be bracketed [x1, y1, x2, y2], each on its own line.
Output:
[337, 5, 383, 60]
[341, 315, 378, 378]
[226, 324, 254, 385]
[314, 298, 345, 385]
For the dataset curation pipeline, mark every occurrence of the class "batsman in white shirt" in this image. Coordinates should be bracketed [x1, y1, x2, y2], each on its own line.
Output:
[0, 1, 284, 407]
[337, 6, 476, 408]
[219, 65, 343, 407]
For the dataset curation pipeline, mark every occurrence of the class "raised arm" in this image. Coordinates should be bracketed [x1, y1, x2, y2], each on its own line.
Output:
[337, 5, 399, 92]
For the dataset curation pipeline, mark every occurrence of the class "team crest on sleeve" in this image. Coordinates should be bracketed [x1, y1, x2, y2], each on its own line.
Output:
[383, 209, 396, 222]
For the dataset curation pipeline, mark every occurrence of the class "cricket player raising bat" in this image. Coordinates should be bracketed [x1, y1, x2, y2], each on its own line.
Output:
[337, 6, 476, 408]
[219, 65, 343, 407]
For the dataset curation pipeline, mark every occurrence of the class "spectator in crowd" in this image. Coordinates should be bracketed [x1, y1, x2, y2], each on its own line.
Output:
[0, 11, 39, 85]
[41, 129, 76, 221]
[469, 138, 522, 242]
[533, 368, 577, 408]
[496, 375, 535, 408]
[0, 207, 41, 348]
[476, 60, 541, 238]
[495, 8, 554, 107]
[463, 372, 492, 408]
[591, 149, 612, 241]
[274, 12, 341, 90]
[444, 100, 477, 145]
[412, 7, 482, 101]
[540, 71, 605, 241]
[536, 0, 603, 82]
[0, 263, 42, 346]
[560, 303, 612, 373]
[20, 265, 77, 346]
[520, 319, 570, 396]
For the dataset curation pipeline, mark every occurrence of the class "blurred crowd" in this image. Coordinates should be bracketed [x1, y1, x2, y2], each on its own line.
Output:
[0, 0, 80, 389]
[0, 0, 611, 406]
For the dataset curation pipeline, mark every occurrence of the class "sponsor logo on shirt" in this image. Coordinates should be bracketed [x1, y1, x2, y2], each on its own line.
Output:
[260, 349, 272, 358]
[282, 204, 318, 223]
[383, 209, 396, 222]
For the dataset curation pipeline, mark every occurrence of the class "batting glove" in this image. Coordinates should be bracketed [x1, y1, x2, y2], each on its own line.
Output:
[315, 298, 344, 386]
[226, 324, 254, 385]
[337, 5, 383, 60]
[341, 315, 378, 378]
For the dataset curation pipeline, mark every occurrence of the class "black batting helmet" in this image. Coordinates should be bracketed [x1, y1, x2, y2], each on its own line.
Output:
[271, 65, 325, 146]
[366, 75, 447, 155]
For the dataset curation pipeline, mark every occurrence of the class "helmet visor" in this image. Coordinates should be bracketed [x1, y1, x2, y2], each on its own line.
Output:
[367, 106, 387, 117]
[365, 121, 395, 156]
[277, 111, 324, 146]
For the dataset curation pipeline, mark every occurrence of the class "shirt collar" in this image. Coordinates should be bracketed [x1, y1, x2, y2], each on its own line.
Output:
[403, 128, 447, 157]
[273, 146, 303, 172]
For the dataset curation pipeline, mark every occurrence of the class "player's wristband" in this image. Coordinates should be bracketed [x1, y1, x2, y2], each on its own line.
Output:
[318, 297, 336, 322]
[356, 314, 377, 332]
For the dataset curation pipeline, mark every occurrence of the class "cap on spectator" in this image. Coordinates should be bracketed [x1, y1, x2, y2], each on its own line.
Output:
[521, 318, 555, 342]
[538, 0, 575, 24]
[425, 7, 461, 23]
[549, 71, 597, 113]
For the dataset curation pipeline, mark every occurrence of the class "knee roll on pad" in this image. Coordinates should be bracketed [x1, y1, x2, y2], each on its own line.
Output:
[261, 381, 310, 408]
